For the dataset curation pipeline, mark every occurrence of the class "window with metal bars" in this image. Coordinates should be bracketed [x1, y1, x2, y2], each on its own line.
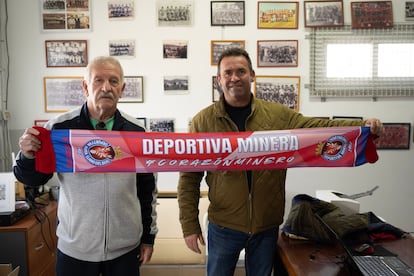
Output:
[308, 24, 414, 99]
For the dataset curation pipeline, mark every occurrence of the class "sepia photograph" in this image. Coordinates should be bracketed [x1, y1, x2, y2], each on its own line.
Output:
[257, 1, 299, 29]
[304, 0, 344, 27]
[163, 40, 188, 59]
[351, 1, 393, 29]
[120, 76, 143, 103]
[257, 40, 298, 67]
[156, 0, 193, 26]
[109, 39, 135, 57]
[43, 76, 84, 112]
[108, 0, 134, 19]
[45, 40, 88, 67]
[150, 118, 175, 132]
[254, 75, 300, 111]
[405, 1, 414, 20]
[163, 76, 189, 94]
[211, 1, 245, 26]
[374, 123, 411, 150]
[41, 1, 91, 31]
[211, 40, 245, 65]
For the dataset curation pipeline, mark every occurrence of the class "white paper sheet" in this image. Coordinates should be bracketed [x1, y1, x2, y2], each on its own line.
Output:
[0, 172, 15, 213]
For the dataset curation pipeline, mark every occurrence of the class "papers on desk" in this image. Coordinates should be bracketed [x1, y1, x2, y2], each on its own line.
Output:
[0, 172, 15, 213]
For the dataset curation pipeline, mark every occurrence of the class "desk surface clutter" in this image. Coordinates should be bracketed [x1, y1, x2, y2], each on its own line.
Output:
[277, 231, 414, 276]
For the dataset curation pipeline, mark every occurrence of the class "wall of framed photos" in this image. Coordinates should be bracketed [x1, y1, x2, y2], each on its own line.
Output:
[5, 0, 414, 232]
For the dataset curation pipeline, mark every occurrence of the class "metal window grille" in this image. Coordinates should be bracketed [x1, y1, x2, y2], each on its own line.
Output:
[308, 24, 414, 99]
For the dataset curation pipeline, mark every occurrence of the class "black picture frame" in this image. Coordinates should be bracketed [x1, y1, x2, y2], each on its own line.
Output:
[136, 117, 147, 128]
[211, 1, 245, 26]
[332, 116, 363, 120]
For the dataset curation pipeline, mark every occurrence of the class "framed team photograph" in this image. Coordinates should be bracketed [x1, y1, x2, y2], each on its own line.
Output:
[45, 40, 88, 67]
[41, 0, 92, 31]
[163, 76, 189, 94]
[163, 40, 188, 59]
[212, 76, 222, 102]
[108, 0, 135, 20]
[254, 76, 300, 111]
[43, 76, 84, 112]
[257, 1, 299, 29]
[374, 123, 411, 150]
[257, 40, 298, 67]
[211, 1, 245, 26]
[351, 1, 393, 29]
[211, 40, 245, 65]
[109, 39, 135, 57]
[156, 0, 194, 26]
[304, 1, 344, 27]
[406, 1, 414, 20]
[149, 118, 175, 132]
[120, 76, 143, 103]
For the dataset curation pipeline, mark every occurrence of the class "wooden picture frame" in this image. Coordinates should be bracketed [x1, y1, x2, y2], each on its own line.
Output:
[34, 120, 48, 127]
[304, 0, 344, 27]
[45, 40, 88, 67]
[254, 75, 300, 111]
[210, 40, 245, 65]
[406, 1, 414, 21]
[43, 76, 84, 113]
[257, 40, 298, 67]
[212, 76, 221, 102]
[374, 123, 411, 150]
[120, 76, 143, 103]
[351, 1, 393, 29]
[257, 1, 299, 29]
[211, 1, 245, 26]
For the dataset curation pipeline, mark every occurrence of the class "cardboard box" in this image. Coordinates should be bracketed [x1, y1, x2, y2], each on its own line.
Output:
[0, 264, 20, 276]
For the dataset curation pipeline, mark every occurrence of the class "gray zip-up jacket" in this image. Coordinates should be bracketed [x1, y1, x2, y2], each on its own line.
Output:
[13, 103, 158, 262]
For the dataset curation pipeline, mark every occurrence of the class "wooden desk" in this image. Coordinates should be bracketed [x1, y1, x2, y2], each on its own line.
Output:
[0, 201, 58, 276]
[277, 231, 414, 276]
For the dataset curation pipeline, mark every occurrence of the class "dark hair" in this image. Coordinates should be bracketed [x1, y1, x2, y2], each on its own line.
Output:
[216, 48, 253, 75]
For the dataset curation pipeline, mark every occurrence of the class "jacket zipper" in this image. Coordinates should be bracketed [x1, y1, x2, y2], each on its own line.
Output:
[103, 174, 109, 258]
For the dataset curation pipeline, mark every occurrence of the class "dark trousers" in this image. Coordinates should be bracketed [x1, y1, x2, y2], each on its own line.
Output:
[56, 247, 140, 276]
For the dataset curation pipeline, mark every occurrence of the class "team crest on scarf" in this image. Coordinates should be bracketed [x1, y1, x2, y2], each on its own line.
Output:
[316, 135, 348, 161]
[83, 139, 120, 166]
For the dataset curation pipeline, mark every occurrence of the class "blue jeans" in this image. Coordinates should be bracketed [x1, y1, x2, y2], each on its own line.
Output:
[207, 222, 278, 276]
[56, 247, 140, 276]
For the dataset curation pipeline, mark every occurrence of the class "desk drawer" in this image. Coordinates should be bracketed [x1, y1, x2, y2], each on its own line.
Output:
[27, 216, 56, 276]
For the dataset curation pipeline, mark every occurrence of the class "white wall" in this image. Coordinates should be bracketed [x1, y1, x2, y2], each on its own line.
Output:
[6, 0, 414, 232]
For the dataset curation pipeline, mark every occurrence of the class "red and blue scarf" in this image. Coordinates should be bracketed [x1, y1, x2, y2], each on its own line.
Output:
[34, 126, 378, 173]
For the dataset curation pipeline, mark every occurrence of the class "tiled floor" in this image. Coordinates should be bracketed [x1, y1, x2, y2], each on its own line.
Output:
[141, 264, 245, 276]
